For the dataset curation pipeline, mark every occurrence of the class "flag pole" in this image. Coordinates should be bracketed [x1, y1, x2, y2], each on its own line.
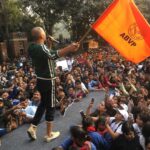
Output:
[79, 26, 92, 43]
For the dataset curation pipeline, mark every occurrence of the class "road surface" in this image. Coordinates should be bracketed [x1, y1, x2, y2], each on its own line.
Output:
[1, 91, 105, 150]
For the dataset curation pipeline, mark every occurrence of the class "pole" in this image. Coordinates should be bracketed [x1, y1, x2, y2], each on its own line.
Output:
[72, 26, 92, 57]
[79, 26, 92, 43]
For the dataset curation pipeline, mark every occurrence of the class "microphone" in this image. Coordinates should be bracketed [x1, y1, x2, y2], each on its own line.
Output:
[47, 35, 60, 43]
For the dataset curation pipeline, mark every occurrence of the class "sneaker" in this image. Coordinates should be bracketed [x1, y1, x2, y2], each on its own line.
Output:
[44, 131, 60, 142]
[27, 124, 37, 140]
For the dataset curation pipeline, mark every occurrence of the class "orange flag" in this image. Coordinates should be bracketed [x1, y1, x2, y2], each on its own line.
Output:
[92, 0, 150, 63]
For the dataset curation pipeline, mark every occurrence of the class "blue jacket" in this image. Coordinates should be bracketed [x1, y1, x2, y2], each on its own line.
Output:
[88, 131, 109, 150]
[61, 138, 96, 150]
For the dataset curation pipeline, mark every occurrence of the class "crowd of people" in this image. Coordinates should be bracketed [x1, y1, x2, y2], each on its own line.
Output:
[0, 57, 40, 134]
[0, 46, 150, 149]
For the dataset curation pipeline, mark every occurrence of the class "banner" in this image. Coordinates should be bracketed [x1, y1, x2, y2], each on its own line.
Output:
[92, 0, 150, 63]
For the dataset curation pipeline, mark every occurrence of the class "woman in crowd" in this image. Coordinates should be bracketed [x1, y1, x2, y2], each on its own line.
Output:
[61, 125, 96, 150]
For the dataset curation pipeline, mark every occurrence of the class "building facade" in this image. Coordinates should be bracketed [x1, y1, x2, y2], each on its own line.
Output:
[0, 42, 8, 62]
[8, 32, 28, 59]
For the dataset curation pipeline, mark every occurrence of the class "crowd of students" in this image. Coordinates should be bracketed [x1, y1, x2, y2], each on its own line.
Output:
[0, 56, 41, 145]
[0, 46, 150, 149]
[52, 47, 150, 150]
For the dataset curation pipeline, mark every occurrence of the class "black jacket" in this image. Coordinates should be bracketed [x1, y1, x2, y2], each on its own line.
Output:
[110, 135, 143, 150]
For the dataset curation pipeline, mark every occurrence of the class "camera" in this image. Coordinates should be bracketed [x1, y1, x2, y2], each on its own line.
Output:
[11, 76, 15, 80]
[91, 98, 94, 103]
[80, 110, 86, 119]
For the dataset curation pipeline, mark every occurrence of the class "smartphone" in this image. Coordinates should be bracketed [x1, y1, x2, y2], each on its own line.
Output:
[91, 98, 95, 103]
[80, 110, 86, 118]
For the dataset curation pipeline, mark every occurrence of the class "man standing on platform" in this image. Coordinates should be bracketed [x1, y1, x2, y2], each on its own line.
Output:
[27, 27, 79, 142]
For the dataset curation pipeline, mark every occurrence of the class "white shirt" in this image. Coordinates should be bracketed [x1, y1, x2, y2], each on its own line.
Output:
[81, 82, 88, 93]
[110, 117, 123, 134]
[133, 123, 145, 150]
[22, 105, 37, 118]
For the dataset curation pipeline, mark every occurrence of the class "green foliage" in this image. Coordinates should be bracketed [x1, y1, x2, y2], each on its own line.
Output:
[21, 0, 113, 38]
[62, 0, 111, 40]
[0, 0, 43, 39]
[0, 0, 22, 31]
[0, 0, 149, 41]
[22, 0, 66, 34]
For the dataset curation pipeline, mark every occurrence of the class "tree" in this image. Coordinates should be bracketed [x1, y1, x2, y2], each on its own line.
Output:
[0, 0, 44, 41]
[3, 0, 148, 42]
[0, 0, 23, 39]
[63, 0, 111, 40]
[22, 0, 66, 34]
[21, 0, 113, 39]
[135, 0, 150, 22]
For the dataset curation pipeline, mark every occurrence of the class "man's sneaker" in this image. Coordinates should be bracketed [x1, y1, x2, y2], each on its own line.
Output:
[27, 124, 37, 140]
[44, 131, 60, 142]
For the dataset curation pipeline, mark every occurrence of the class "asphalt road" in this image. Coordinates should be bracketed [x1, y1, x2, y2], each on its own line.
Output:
[1, 91, 105, 150]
